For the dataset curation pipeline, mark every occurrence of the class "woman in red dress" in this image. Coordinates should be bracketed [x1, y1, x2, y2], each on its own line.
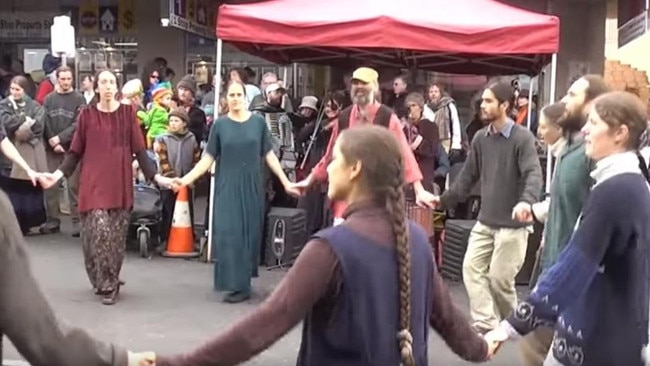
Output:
[40, 70, 173, 305]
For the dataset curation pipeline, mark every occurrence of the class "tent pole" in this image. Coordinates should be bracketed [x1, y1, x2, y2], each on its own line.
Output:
[206, 38, 223, 263]
[526, 78, 534, 130]
[545, 53, 558, 193]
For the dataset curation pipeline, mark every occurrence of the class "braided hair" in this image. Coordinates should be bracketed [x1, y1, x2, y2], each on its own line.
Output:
[338, 125, 415, 366]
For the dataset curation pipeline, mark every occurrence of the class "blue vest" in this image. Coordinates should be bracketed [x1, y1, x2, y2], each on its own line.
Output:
[296, 221, 434, 366]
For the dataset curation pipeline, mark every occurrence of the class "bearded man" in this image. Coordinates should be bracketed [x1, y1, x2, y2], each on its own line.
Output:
[291, 67, 437, 225]
[515, 74, 609, 366]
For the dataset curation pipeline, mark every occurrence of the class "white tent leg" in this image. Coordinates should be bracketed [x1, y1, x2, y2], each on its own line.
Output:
[546, 53, 558, 193]
[526, 78, 535, 130]
[206, 38, 223, 263]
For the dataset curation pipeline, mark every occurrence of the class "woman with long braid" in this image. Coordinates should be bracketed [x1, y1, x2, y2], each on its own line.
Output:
[144, 125, 498, 365]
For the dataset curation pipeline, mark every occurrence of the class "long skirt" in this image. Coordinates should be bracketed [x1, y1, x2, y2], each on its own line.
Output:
[0, 174, 46, 233]
[80, 209, 130, 293]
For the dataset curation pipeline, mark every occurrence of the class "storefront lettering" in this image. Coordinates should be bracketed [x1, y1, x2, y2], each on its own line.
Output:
[169, 13, 215, 39]
[0, 13, 57, 38]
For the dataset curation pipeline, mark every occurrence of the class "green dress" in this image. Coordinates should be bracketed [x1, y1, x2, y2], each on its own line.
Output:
[205, 114, 272, 294]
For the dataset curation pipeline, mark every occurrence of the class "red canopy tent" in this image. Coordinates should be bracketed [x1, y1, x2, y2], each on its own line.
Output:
[216, 0, 560, 75]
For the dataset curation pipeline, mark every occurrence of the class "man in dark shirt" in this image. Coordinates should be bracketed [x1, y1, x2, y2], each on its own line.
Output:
[434, 82, 543, 334]
[42, 66, 85, 236]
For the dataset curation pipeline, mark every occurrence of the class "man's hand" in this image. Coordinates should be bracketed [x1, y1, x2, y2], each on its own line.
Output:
[48, 135, 61, 148]
[512, 202, 533, 223]
[53, 144, 65, 153]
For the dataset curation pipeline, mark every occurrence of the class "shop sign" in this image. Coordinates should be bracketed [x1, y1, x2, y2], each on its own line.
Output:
[169, 0, 216, 39]
[0, 12, 57, 39]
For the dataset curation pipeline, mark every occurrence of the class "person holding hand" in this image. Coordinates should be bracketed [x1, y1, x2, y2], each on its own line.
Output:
[137, 125, 500, 366]
[170, 80, 299, 304]
[38, 70, 174, 305]
[485, 91, 650, 366]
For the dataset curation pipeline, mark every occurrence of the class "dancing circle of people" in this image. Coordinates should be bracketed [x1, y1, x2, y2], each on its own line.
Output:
[1, 62, 649, 366]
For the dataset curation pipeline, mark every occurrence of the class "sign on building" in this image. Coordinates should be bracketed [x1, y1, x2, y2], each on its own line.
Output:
[168, 0, 216, 39]
[0, 12, 57, 39]
[99, 6, 118, 33]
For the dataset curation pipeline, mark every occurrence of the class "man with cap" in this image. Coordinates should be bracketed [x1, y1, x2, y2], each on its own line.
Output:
[294, 96, 329, 233]
[433, 81, 543, 335]
[291, 66, 437, 225]
[250, 82, 293, 155]
[176, 74, 207, 145]
[35, 54, 62, 104]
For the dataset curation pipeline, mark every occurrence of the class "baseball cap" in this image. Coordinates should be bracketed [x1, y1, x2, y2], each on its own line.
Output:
[352, 67, 379, 84]
[266, 82, 286, 94]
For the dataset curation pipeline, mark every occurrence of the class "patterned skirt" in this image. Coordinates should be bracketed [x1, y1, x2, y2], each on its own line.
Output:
[80, 209, 130, 293]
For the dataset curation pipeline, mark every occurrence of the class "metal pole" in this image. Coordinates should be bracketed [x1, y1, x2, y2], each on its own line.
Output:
[206, 38, 223, 263]
[292, 63, 298, 97]
[526, 78, 534, 130]
[546, 53, 558, 193]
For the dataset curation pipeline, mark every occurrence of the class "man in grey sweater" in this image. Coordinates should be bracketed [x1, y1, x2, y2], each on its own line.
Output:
[41, 66, 85, 236]
[435, 82, 543, 333]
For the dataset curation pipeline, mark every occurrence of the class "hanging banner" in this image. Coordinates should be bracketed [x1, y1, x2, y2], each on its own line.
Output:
[118, 0, 136, 34]
[168, 0, 216, 39]
[78, 0, 99, 35]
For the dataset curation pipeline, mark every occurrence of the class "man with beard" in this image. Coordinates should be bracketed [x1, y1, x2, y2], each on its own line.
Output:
[291, 67, 437, 225]
[41, 66, 85, 236]
[513, 74, 609, 366]
[433, 81, 543, 335]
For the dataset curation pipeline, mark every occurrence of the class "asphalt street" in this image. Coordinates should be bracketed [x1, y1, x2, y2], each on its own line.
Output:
[3, 200, 523, 366]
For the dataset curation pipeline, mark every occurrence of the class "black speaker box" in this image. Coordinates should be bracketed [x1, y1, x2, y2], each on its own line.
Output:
[265, 207, 308, 268]
[441, 219, 476, 281]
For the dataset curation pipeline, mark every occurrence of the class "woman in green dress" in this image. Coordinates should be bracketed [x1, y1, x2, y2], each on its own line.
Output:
[175, 80, 299, 303]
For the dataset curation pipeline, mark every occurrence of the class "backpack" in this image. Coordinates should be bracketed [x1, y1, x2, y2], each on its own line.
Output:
[338, 104, 393, 130]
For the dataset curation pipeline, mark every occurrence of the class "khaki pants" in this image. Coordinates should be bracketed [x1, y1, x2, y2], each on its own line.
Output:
[462, 221, 530, 330]
[519, 326, 554, 366]
[44, 149, 79, 227]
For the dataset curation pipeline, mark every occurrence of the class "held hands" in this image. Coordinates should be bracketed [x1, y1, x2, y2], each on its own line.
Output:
[512, 202, 533, 223]
[287, 176, 313, 197]
[35, 170, 64, 189]
[482, 326, 510, 360]
[415, 188, 439, 209]
[127, 351, 156, 366]
[284, 181, 302, 197]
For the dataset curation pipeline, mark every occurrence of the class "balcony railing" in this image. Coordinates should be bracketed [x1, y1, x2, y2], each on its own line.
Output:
[618, 9, 649, 48]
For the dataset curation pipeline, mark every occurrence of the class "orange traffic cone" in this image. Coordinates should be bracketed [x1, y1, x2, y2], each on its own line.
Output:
[162, 186, 199, 258]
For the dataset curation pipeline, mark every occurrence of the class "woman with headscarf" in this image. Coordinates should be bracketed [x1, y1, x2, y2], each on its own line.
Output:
[0, 75, 48, 235]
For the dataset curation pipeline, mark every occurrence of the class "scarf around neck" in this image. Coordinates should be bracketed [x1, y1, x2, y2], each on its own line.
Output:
[427, 96, 454, 140]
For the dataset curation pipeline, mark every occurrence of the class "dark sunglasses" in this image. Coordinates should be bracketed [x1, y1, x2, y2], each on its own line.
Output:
[327, 102, 340, 111]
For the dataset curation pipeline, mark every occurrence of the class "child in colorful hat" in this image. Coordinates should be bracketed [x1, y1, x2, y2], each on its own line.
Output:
[140, 81, 173, 148]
